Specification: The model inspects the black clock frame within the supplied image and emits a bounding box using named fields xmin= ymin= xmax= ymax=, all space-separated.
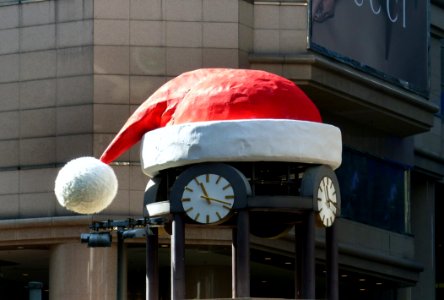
xmin=169 ymin=163 xmax=251 ymax=214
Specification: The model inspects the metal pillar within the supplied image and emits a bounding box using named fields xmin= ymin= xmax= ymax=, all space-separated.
xmin=232 ymin=209 xmax=250 ymax=298
xmin=171 ymin=214 xmax=186 ymax=300
xmin=117 ymin=231 xmax=126 ymax=300
xmin=146 ymin=226 xmax=159 ymax=300
xmin=295 ymin=212 xmax=316 ymax=299
xmin=326 ymin=223 xmax=338 ymax=300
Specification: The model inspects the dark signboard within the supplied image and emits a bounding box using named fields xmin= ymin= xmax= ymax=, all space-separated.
xmin=310 ymin=0 xmax=429 ymax=96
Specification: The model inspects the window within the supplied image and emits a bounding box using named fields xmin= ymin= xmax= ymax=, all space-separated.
xmin=0 ymin=0 xmax=44 ymax=6
xmin=336 ymin=148 xmax=410 ymax=234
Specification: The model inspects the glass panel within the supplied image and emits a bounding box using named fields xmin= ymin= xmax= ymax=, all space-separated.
xmin=336 ymin=148 xmax=410 ymax=233
xmin=0 ymin=0 xmax=18 ymax=5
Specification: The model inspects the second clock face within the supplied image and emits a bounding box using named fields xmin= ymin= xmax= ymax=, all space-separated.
xmin=317 ymin=176 xmax=338 ymax=227
xmin=181 ymin=173 xmax=235 ymax=224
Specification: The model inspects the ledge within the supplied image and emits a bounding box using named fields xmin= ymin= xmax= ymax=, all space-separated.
xmin=250 ymin=54 xmax=438 ymax=136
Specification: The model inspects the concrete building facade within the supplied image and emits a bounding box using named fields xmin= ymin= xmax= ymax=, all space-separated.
xmin=0 ymin=0 xmax=442 ymax=299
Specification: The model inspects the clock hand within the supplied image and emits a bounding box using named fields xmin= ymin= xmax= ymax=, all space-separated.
xmin=198 ymin=183 xmax=211 ymax=204
xmin=200 ymin=195 xmax=232 ymax=206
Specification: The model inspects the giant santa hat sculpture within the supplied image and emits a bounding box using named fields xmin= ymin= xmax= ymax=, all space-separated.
xmin=55 ymin=68 xmax=342 ymax=214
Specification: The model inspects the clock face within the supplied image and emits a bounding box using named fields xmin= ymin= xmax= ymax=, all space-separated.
xmin=317 ymin=176 xmax=338 ymax=227
xmin=181 ymin=173 xmax=235 ymax=224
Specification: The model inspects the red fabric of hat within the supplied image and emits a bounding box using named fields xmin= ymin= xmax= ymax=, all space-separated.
xmin=100 ymin=68 xmax=321 ymax=164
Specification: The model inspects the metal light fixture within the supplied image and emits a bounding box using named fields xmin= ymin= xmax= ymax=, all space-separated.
xmin=80 ymin=232 xmax=112 ymax=247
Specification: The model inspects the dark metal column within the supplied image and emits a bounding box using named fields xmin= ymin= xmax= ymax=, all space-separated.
xmin=326 ymin=223 xmax=339 ymax=300
xmin=146 ymin=226 xmax=159 ymax=300
xmin=294 ymin=221 xmax=303 ymax=299
xmin=304 ymin=211 xmax=316 ymax=298
xmin=295 ymin=212 xmax=316 ymax=299
xmin=171 ymin=214 xmax=185 ymax=300
xmin=232 ymin=209 xmax=250 ymax=298
xmin=117 ymin=230 xmax=126 ymax=300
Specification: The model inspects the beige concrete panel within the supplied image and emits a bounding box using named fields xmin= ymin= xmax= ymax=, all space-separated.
xmin=279 ymin=30 xmax=307 ymax=53
xmin=19 ymin=192 xmax=56 ymax=218
xmin=15 ymin=221 xmax=55 ymax=240
xmin=203 ymin=22 xmax=238 ymax=48
xmin=20 ymin=79 xmax=56 ymax=109
xmin=21 ymin=0 xmax=55 ymax=26
xmin=93 ymin=104 xmax=130 ymax=133
xmin=238 ymin=49 xmax=250 ymax=68
xmin=130 ymin=165 xmax=147 ymax=190
xmin=0 ymin=194 xmax=19 ymax=219
xmin=239 ymin=23 xmax=253 ymax=52
xmin=130 ymin=20 xmax=165 ymax=46
xmin=0 ymin=170 xmax=19 ymax=195
xmin=56 ymin=105 xmax=93 ymax=135
xmin=21 ymin=24 xmax=56 ymax=52
xmin=130 ymin=46 xmax=166 ymax=75
xmin=279 ymin=5 xmax=307 ymax=30
xmin=19 ymin=137 xmax=56 ymax=166
xmin=94 ymin=46 xmax=129 ymax=75
xmin=103 ymin=189 xmax=130 ymax=215
xmin=239 ymin=0 xmax=253 ymax=27
xmin=56 ymin=0 xmax=89 ymax=22
xmin=20 ymin=108 xmax=56 ymax=138
xmin=94 ymin=19 xmax=129 ymax=45
xmin=129 ymin=190 xmax=144 ymax=216
xmin=166 ymin=47 xmax=202 ymax=76
xmin=56 ymin=134 xmax=93 ymax=163
xmin=130 ymin=0 xmax=162 ymax=20
xmin=54 ymin=195 xmax=77 ymax=216
xmin=0 ymin=111 xmax=19 ymax=140
xmin=0 ymin=53 xmax=19 ymax=83
xmin=202 ymin=48 xmax=239 ymax=68
xmin=203 ymin=0 xmax=238 ymax=22
xmin=254 ymin=4 xmax=279 ymax=29
xmin=57 ymin=75 xmax=93 ymax=106
xmin=0 ymin=140 xmax=19 ymax=167
xmin=129 ymin=75 xmax=166 ymax=105
xmin=50 ymin=243 xmax=117 ymax=300
xmin=0 ymin=82 xmax=19 ymax=111
xmin=166 ymin=21 xmax=202 ymax=47
xmin=93 ymin=133 xmax=129 ymax=161
xmin=19 ymin=168 xmax=57 ymax=194
xmin=250 ymin=62 xmax=283 ymax=75
xmin=113 ymin=165 xmax=130 ymax=190
xmin=0 ymin=5 xmax=18 ymax=29
xmin=254 ymin=29 xmax=279 ymax=52
xmin=20 ymin=50 xmax=56 ymax=81
xmin=57 ymin=47 xmax=93 ymax=77
xmin=57 ymin=20 xmax=93 ymax=48
xmin=94 ymin=75 xmax=130 ymax=103
xmin=94 ymin=0 xmax=129 ymax=19
xmin=0 ymin=28 xmax=19 ymax=54
xmin=128 ymin=133 xmax=141 ymax=162
xmin=164 ymin=0 xmax=202 ymax=21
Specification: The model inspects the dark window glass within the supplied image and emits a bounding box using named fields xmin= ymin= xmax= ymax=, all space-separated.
xmin=336 ymin=148 xmax=409 ymax=233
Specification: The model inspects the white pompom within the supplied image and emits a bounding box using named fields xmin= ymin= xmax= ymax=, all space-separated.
xmin=54 ymin=157 xmax=118 ymax=214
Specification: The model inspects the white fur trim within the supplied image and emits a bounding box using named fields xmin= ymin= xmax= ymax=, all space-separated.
xmin=54 ymin=157 xmax=118 ymax=214
xmin=141 ymin=119 xmax=342 ymax=177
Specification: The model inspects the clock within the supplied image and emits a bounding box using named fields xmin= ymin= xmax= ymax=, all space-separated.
xmin=170 ymin=163 xmax=250 ymax=224
xmin=300 ymin=165 xmax=341 ymax=227
xmin=316 ymin=175 xmax=338 ymax=227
